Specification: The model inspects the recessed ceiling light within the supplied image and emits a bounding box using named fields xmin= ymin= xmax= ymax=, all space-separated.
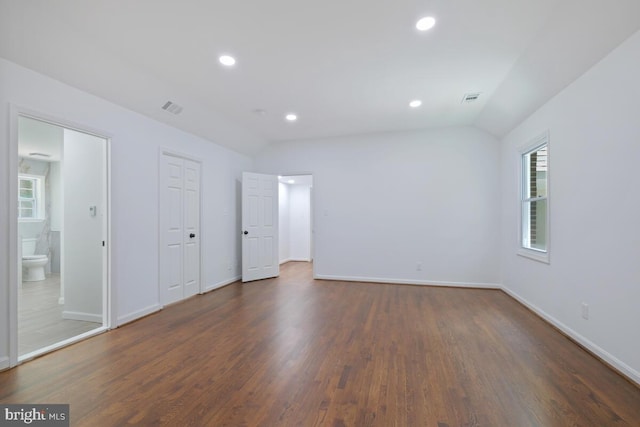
xmin=285 ymin=113 xmax=298 ymax=121
xmin=416 ymin=16 xmax=436 ymax=31
xmin=219 ymin=55 xmax=236 ymax=66
xmin=288 ymin=180 xmax=295 ymax=184
xmin=409 ymin=100 xmax=422 ymax=108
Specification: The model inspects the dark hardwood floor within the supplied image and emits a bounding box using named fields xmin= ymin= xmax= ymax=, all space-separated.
xmin=1 ymin=262 xmax=639 ymax=426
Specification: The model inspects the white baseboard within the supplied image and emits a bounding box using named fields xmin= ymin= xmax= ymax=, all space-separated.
xmin=0 ymin=356 xmax=9 ymax=371
xmin=116 ymin=304 xmax=162 ymax=326
xmin=280 ymin=258 xmax=312 ymax=265
xmin=204 ymin=275 xmax=241 ymax=293
xmin=314 ymin=274 xmax=501 ymax=289
xmin=62 ymin=310 xmax=102 ymax=323
xmin=502 ymin=286 xmax=640 ymax=387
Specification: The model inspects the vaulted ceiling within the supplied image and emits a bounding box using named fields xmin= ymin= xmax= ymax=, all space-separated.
xmin=1 ymin=0 xmax=639 ymax=155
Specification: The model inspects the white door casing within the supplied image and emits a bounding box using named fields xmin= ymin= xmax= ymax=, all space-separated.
xmin=242 ymin=172 xmax=279 ymax=282
xmin=160 ymin=153 xmax=201 ymax=304
xmin=9 ymin=110 xmax=112 ymax=368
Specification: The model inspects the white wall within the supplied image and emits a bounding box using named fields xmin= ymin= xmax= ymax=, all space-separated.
xmin=289 ymin=184 xmax=311 ymax=261
xmin=50 ymin=161 xmax=62 ymax=232
xmin=0 ymin=58 xmax=252 ymax=368
xmin=279 ymin=182 xmax=312 ymax=263
xmin=278 ymin=183 xmax=291 ymax=263
xmin=255 ymin=127 xmax=502 ymax=286
xmin=500 ymin=30 xmax=640 ymax=383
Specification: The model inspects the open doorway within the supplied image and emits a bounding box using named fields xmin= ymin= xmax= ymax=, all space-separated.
xmin=277 ymin=175 xmax=313 ymax=265
xmin=14 ymin=115 xmax=109 ymax=362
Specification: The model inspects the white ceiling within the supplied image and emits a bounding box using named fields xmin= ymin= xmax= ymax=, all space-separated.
xmin=18 ymin=117 xmax=63 ymax=162
xmin=1 ymin=0 xmax=640 ymax=155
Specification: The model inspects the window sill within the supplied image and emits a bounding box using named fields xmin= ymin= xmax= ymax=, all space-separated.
xmin=18 ymin=218 xmax=45 ymax=223
xmin=517 ymin=248 xmax=550 ymax=264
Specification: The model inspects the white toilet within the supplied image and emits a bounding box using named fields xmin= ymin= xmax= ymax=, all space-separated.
xmin=22 ymin=238 xmax=48 ymax=282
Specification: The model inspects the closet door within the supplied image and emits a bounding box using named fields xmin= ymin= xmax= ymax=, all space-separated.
xmin=160 ymin=154 xmax=200 ymax=305
xmin=182 ymin=159 xmax=200 ymax=299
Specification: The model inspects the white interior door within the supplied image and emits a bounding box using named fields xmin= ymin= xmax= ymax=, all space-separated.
xmin=183 ymin=160 xmax=200 ymax=298
xmin=62 ymin=129 xmax=105 ymax=322
xmin=242 ymin=172 xmax=279 ymax=282
xmin=160 ymin=153 xmax=200 ymax=304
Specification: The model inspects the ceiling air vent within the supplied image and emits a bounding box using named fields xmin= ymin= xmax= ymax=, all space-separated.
xmin=461 ymin=92 xmax=481 ymax=103
xmin=161 ymin=101 xmax=183 ymax=115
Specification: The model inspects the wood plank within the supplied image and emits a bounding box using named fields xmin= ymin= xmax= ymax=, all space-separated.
xmin=1 ymin=262 xmax=639 ymax=426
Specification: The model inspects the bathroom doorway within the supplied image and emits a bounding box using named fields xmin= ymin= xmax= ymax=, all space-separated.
xmin=13 ymin=114 xmax=109 ymax=362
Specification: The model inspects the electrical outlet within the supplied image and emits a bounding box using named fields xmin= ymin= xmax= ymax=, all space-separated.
xmin=581 ymin=303 xmax=589 ymax=320
xmin=416 ymin=262 xmax=422 ymax=271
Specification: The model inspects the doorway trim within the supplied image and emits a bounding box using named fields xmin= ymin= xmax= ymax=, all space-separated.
xmin=158 ymin=148 xmax=204 ymax=306
xmin=277 ymin=172 xmax=315 ymax=278
xmin=8 ymin=105 xmax=113 ymax=367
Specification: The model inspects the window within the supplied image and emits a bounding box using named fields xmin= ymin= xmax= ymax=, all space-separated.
xmin=18 ymin=174 xmax=45 ymax=220
xmin=519 ymin=133 xmax=549 ymax=262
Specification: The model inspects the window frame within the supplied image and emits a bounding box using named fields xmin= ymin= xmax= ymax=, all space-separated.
xmin=517 ymin=132 xmax=550 ymax=264
xmin=18 ymin=173 xmax=45 ymax=221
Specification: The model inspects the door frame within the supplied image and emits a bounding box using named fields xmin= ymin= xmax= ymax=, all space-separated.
xmin=158 ymin=148 xmax=203 ymax=306
xmin=8 ymin=105 xmax=113 ymax=367
xmin=277 ymin=173 xmax=315 ymax=275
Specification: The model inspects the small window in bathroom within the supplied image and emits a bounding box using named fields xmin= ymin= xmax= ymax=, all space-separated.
xmin=18 ymin=174 xmax=45 ymax=220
